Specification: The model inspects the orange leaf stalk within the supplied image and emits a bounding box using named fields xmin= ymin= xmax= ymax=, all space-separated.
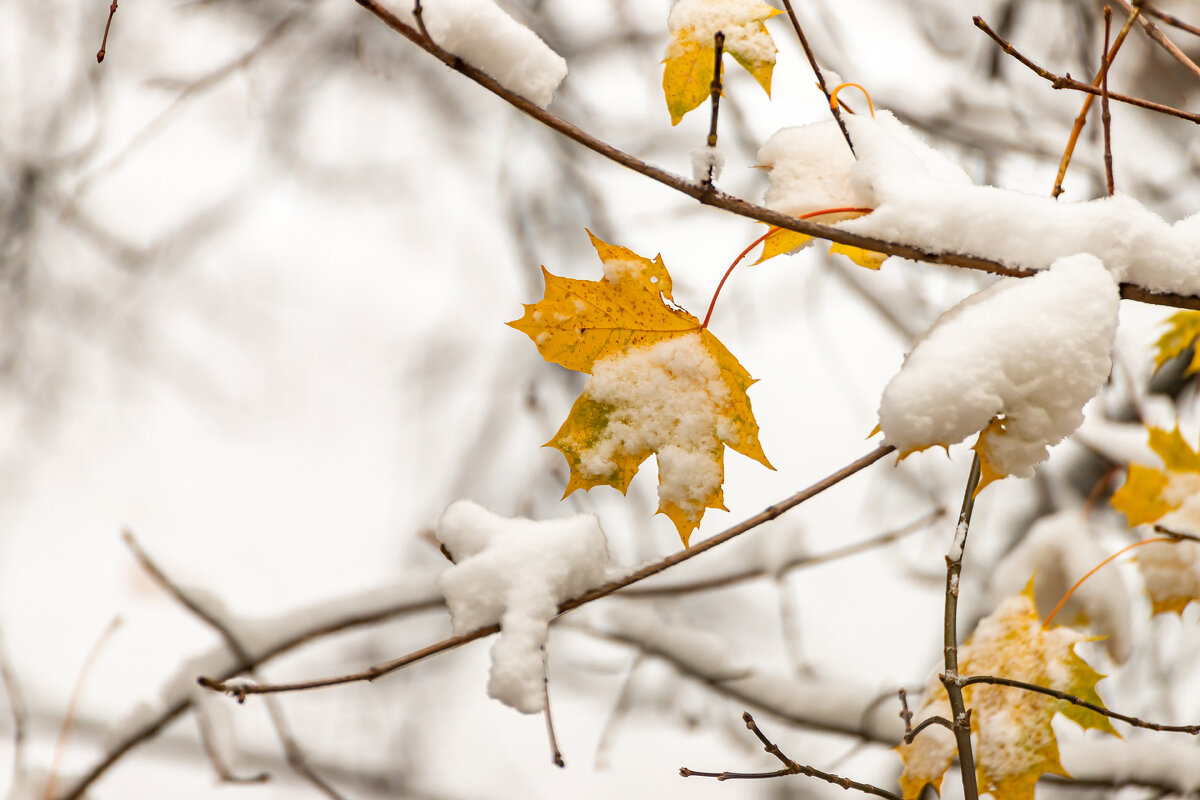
xmin=829 ymin=82 xmax=875 ymax=117
xmin=1042 ymin=537 xmax=1175 ymax=627
xmin=700 ymin=206 xmax=875 ymax=329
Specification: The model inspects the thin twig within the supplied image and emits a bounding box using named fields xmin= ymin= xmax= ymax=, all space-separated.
xmin=622 ymin=507 xmax=944 ymax=597
xmin=42 ymin=618 xmax=123 ymax=800
xmin=1138 ymin=0 xmax=1200 ymax=39
xmin=942 ymin=452 xmax=983 ymax=800
xmin=593 ymin=655 xmax=644 ymax=770
xmin=348 ymin=0 xmax=1200 ymax=312
xmin=958 ymin=675 xmax=1200 ymax=734
xmin=1152 ymin=524 xmax=1200 ymax=543
xmin=680 ymin=712 xmax=903 ymax=800
xmin=96 ymin=1 xmax=118 ymax=62
xmin=1117 ymin=0 xmax=1200 ymax=80
xmin=779 ymin=0 xmax=854 ymax=154
xmin=541 ymin=649 xmax=564 ymax=768
xmin=0 ymin=630 xmax=28 ymax=791
xmin=122 ymin=532 xmax=349 ymax=800
xmin=199 ymin=445 xmax=896 ymax=698
xmin=974 ymin=16 xmax=1200 ymax=125
xmin=897 ymin=688 xmax=914 ymax=734
xmin=1051 ymin=6 xmax=1139 ymax=198
xmin=904 ymin=715 xmax=954 ymax=745
xmin=1102 ymin=8 xmax=1116 ymax=196
xmin=704 ymin=30 xmax=725 ymax=187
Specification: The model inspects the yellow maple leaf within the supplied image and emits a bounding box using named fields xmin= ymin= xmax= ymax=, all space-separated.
xmin=662 ymin=0 xmax=782 ymax=126
xmin=509 ymin=231 xmax=772 ymax=546
xmin=1153 ymin=310 xmax=1200 ymax=376
xmin=899 ymin=584 xmax=1117 ymax=800
xmin=1110 ymin=425 xmax=1200 ymax=527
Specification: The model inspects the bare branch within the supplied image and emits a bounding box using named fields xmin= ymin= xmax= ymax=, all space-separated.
xmin=974 ymin=16 xmax=1200 ymax=125
xmin=779 ymin=0 xmax=854 ymax=154
xmin=959 ymin=675 xmax=1200 ymax=734
xmin=680 ymin=712 xmax=904 ymax=800
xmin=1118 ymin=0 xmax=1200 ymax=81
xmin=197 ymin=445 xmax=894 ymax=698
xmin=122 ymin=532 xmax=349 ymax=800
xmin=96 ymin=1 xmax=118 ymax=62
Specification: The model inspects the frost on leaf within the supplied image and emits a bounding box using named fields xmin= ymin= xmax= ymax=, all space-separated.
xmin=899 ymin=586 xmax=1117 ymax=800
xmin=1153 ymin=311 xmax=1200 ymax=376
xmin=435 ymin=501 xmax=610 ymax=713
xmin=663 ymin=0 xmax=781 ymax=125
xmin=877 ymin=254 xmax=1119 ymax=491
xmin=755 ymin=121 xmax=885 ymax=268
xmin=508 ymin=232 xmax=772 ymax=546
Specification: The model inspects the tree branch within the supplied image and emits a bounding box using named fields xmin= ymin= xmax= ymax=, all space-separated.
xmin=351 ymin=0 xmax=1200 ymax=312
xmin=958 ymin=675 xmax=1200 ymax=734
xmin=198 ymin=445 xmax=894 ymax=698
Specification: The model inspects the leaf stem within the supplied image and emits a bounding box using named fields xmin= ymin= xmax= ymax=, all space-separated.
xmin=1042 ymin=536 xmax=1175 ymax=627
xmin=701 ymin=207 xmax=874 ymax=329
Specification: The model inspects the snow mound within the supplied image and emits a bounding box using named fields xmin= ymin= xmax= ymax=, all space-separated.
xmin=382 ymin=0 xmax=567 ymax=108
xmin=878 ymin=254 xmax=1119 ymax=480
xmin=436 ymin=500 xmax=610 ymax=713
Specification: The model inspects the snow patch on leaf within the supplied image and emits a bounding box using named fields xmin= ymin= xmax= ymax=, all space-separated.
xmin=435 ymin=501 xmax=611 ymax=713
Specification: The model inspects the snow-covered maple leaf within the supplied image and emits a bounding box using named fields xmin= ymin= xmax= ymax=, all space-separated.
xmin=662 ymin=0 xmax=781 ymax=125
xmin=509 ymin=232 xmax=772 ymax=545
xmin=899 ymin=585 xmax=1117 ymax=800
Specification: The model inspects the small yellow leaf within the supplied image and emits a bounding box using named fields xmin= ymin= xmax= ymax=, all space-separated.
xmin=754 ymin=227 xmax=814 ymax=264
xmin=1153 ymin=310 xmax=1200 ymax=376
xmin=662 ymin=0 xmax=781 ymax=125
xmin=1110 ymin=425 xmax=1200 ymax=528
xmin=511 ymin=233 xmax=772 ymax=546
xmin=828 ymin=242 xmax=887 ymax=270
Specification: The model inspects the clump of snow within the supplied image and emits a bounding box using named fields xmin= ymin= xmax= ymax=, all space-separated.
xmin=436 ymin=500 xmax=611 ymax=713
xmin=992 ymin=511 xmax=1132 ymax=662
xmin=579 ymin=332 xmax=732 ymax=521
xmin=668 ymin=0 xmax=775 ymax=63
xmin=380 ymin=0 xmax=567 ymax=108
xmin=690 ymin=144 xmax=725 ymax=184
xmin=757 ymin=120 xmax=870 ymax=218
xmin=878 ymin=254 xmax=1119 ymax=480
xmin=829 ymin=110 xmax=1200 ymax=294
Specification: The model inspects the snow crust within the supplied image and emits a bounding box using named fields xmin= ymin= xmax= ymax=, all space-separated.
xmin=582 ymin=333 xmax=733 ymax=521
xmin=668 ymin=0 xmax=775 ymax=63
xmin=993 ymin=511 xmax=1132 ymax=663
xmin=436 ymin=500 xmax=611 ymax=713
xmin=758 ymin=110 xmax=1200 ymax=295
xmin=878 ymin=254 xmax=1119 ymax=479
xmin=380 ymin=0 xmax=567 ymax=108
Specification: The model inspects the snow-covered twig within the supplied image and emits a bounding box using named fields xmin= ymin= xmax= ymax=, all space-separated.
xmin=680 ymin=711 xmax=903 ymax=800
xmin=122 ymin=532 xmax=348 ymax=800
xmin=958 ymin=675 xmax=1200 ymax=735
xmin=351 ymin=0 xmax=1200 ymax=312
xmin=198 ymin=445 xmax=895 ymax=699
xmin=942 ymin=452 xmax=983 ymax=800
